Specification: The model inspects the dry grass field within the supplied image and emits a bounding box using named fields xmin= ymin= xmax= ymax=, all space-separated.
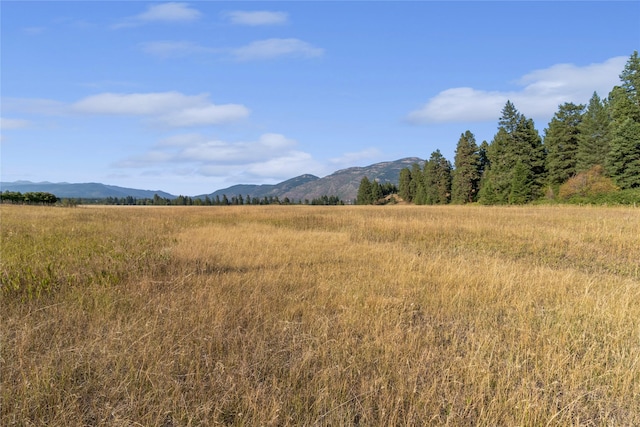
xmin=2 ymin=204 xmax=640 ymax=426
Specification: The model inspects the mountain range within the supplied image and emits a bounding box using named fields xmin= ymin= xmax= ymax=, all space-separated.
xmin=1 ymin=157 xmax=424 ymax=202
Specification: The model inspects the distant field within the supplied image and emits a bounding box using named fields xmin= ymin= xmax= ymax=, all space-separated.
xmin=2 ymin=204 xmax=640 ymax=425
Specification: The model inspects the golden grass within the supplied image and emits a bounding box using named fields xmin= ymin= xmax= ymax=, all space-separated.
xmin=2 ymin=204 xmax=640 ymax=425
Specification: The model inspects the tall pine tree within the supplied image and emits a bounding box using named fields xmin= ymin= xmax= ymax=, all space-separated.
xmin=451 ymin=131 xmax=480 ymax=203
xmin=576 ymin=92 xmax=611 ymax=172
xmin=423 ymin=150 xmax=452 ymax=204
xmin=398 ymin=167 xmax=413 ymax=202
xmin=480 ymin=101 xmax=545 ymax=204
xmin=545 ymin=102 xmax=584 ymax=188
xmin=606 ymin=51 xmax=640 ymax=188
xmin=356 ymin=176 xmax=373 ymax=204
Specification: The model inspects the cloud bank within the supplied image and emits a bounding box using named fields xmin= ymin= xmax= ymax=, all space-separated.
xmin=407 ymin=56 xmax=627 ymax=124
xmin=116 ymin=133 xmax=324 ymax=183
xmin=72 ymin=92 xmax=249 ymax=127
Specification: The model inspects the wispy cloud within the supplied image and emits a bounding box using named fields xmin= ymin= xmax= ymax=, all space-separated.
xmin=72 ymin=92 xmax=249 ymax=127
xmin=5 ymin=92 xmax=249 ymax=128
xmin=113 ymin=2 xmax=202 ymax=29
xmin=224 ymin=10 xmax=289 ymax=26
xmin=115 ymin=132 xmax=323 ymax=182
xmin=1 ymin=117 xmax=30 ymax=130
xmin=407 ymin=56 xmax=627 ymax=124
xmin=232 ymin=38 xmax=324 ymax=61
xmin=22 ymin=26 xmax=45 ymax=35
xmin=2 ymin=98 xmax=67 ymax=116
xmin=139 ymin=41 xmax=219 ymax=58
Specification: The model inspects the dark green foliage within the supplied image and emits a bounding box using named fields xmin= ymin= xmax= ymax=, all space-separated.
xmin=479 ymin=102 xmax=546 ymax=204
xmin=356 ymin=176 xmax=396 ymax=204
xmin=509 ymin=161 xmax=532 ymax=204
xmin=423 ymin=150 xmax=452 ymax=205
xmin=607 ymin=117 xmax=640 ymax=188
xmin=409 ymin=163 xmax=423 ymax=203
xmin=310 ymin=195 xmax=343 ymax=205
xmin=451 ymin=131 xmax=481 ymax=204
xmin=356 ymin=177 xmax=373 ymax=205
xmin=545 ymin=103 xmax=585 ymax=187
xmin=398 ymin=168 xmax=412 ymax=202
xmin=478 ymin=140 xmax=490 ymax=177
xmin=498 ymin=100 xmax=521 ymax=134
xmin=1 ymin=191 xmax=58 ymax=205
xmin=480 ymin=128 xmax=512 ymax=204
xmin=606 ymin=52 xmax=640 ymax=189
xmin=619 ymin=50 xmax=640 ymax=120
xmin=576 ymin=92 xmax=611 ymax=172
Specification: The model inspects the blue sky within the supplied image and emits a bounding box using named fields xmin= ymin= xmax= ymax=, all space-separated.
xmin=2 ymin=1 xmax=639 ymax=195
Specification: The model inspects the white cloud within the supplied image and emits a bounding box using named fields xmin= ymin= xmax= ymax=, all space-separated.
xmin=113 ymin=2 xmax=202 ymax=29
xmin=0 ymin=117 xmax=30 ymax=130
xmin=115 ymin=132 xmax=323 ymax=182
xmin=244 ymin=151 xmax=317 ymax=178
xmin=407 ymin=56 xmax=627 ymax=124
xmin=139 ymin=41 xmax=218 ymax=58
xmin=160 ymin=104 xmax=250 ymax=127
xmin=2 ymin=98 xmax=67 ymax=116
xmin=232 ymin=38 xmax=324 ymax=61
xmin=72 ymin=92 xmax=205 ymax=115
xmin=71 ymin=92 xmax=249 ymax=126
xmin=224 ymin=10 xmax=288 ymax=26
xmin=177 ymin=133 xmax=297 ymax=163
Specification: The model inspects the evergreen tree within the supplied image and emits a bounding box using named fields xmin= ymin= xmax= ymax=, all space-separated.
xmin=509 ymin=161 xmax=532 ymax=204
xmin=619 ymin=50 xmax=640 ymax=119
xmin=576 ymin=92 xmax=611 ymax=172
xmin=477 ymin=169 xmax=498 ymax=205
xmin=498 ymin=100 xmax=522 ymax=134
xmin=451 ymin=130 xmax=480 ymax=203
xmin=607 ymin=117 xmax=640 ymax=188
xmin=516 ymin=116 xmax=546 ymax=197
xmin=423 ymin=150 xmax=452 ymax=204
xmin=544 ymin=102 xmax=584 ymax=188
xmin=371 ymin=180 xmax=383 ymax=203
xmin=481 ymin=128 xmax=512 ymax=204
xmin=478 ymin=140 xmax=490 ymax=178
xmin=480 ymin=102 xmax=545 ymax=204
xmin=398 ymin=168 xmax=413 ymax=202
xmin=410 ymin=163 xmax=426 ymax=204
xmin=357 ymin=176 xmax=373 ymax=204
xmin=606 ymin=52 xmax=640 ymax=188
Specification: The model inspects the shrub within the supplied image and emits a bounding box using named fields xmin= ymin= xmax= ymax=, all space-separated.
xmin=558 ymin=165 xmax=619 ymax=200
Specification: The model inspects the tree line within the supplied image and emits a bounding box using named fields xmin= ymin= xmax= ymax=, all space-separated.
xmin=392 ymin=51 xmax=640 ymax=205
xmin=0 ymin=191 xmax=59 ymax=205
xmin=59 ymin=193 xmax=345 ymax=206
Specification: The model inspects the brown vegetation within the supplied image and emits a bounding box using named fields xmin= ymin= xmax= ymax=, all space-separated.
xmin=2 ymin=204 xmax=640 ymax=425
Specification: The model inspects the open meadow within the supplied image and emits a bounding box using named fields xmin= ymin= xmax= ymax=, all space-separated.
xmin=2 ymin=204 xmax=640 ymax=426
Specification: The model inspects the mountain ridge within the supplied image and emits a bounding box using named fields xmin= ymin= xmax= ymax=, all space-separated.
xmin=1 ymin=157 xmax=424 ymax=202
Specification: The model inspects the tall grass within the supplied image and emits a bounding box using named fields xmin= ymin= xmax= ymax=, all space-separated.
xmin=2 ymin=204 xmax=639 ymax=425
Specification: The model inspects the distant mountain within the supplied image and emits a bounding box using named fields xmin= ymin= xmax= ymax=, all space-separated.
xmin=196 ymin=174 xmax=319 ymax=201
xmin=283 ymin=157 xmax=424 ymax=202
xmin=202 ymin=158 xmax=424 ymax=203
xmin=0 ymin=181 xmax=176 ymax=200
xmin=1 ymin=158 xmax=425 ymax=202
